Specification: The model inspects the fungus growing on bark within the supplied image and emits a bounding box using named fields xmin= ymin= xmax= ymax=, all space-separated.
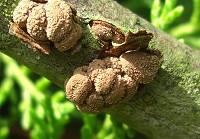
xmin=13 ymin=0 xmax=38 ymax=29
xmin=65 ymin=51 xmax=160 ymax=114
xmin=45 ymin=0 xmax=73 ymax=42
xmin=11 ymin=0 xmax=82 ymax=54
xmin=27 ymin=4 xmax=48 ymax=41
xmin=45 ymin=0 xmax=82 ymax=51
xmin=120 ymin=51 xmax=160 ymax=84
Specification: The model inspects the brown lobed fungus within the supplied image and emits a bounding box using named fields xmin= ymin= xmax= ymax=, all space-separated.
xmin=13 ymin=0 xmax=39 ymax=29
xmin=27 ymin=4 xmax=48 ymax=41
xmin=65 ymin=51 xmax=160 ymax=114
xmin=11 ymin=0 xmax=82 ymax=54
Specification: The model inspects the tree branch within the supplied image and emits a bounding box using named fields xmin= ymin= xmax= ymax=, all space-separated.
xmin=1 ymin=0 xmax=200 ymax=138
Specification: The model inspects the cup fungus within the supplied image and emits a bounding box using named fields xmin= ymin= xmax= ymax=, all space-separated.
xmin=11 ymin=0 xmax=82 ymax=54
xmin=65 ymin=51 xmax=160 ymax=114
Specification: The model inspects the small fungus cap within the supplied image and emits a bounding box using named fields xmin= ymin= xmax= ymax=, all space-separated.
xmin=120 ymin=51 xmax=160 ymax=84
xmin=26 ymin=4 xmax=48 ymax=41
xmin=54 ymin=23 xmax=82 ymax=52
xmin=65 ymin=67 xmax=92 ymax=105
xmin=45 ymin=0 xmax=73 ymax=42
xmin=13 ymin=0 xmax=38 ymax=29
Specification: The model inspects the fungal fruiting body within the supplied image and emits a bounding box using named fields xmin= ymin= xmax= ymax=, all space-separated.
xmin=11 ymin=0 xmax=82 ymax=54
xmin=65 ymin=51 xmax=160 ymax=114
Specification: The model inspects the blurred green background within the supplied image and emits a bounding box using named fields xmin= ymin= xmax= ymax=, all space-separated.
xmin=0 ymin=0 xmax=199 ymax=139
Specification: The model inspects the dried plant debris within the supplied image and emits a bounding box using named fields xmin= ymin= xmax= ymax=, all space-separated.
xmin=10 ymin=0 xmax=82 ymax=54
xmin=9 ymin=22 xmax=51 ymax=54
xmin=89 ymin=20 xmax=125 ymax=44
xmin=65 ymin=51 xmax=161 ymax=114
xmin=89 ymin=20 xmax=153 ymax=58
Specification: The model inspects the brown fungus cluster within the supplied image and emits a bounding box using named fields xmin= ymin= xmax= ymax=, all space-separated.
xmin=12 ymin=0 xmax=82 ymax=53
xmin=65 ymin=51 xmax=160 ymax=113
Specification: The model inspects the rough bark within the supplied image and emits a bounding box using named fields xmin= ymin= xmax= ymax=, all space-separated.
xmin=0 ymin=0 xmax=200 ymax=139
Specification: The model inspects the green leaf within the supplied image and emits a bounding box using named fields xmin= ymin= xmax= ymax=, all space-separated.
xmin=151 ymin=0 xmax=183 ymax=30
xmin=81 ymin=125 xmax=93 ymax=139
xmin=164 ymin=6 xmax=184 ymax=25
xmin=21 ymin=109 xmax=32 ymax=130
xmin=0 ymin=78 xmax=13 ymax=107
xmin=0 ymin=126 xmax=9 ymax=139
